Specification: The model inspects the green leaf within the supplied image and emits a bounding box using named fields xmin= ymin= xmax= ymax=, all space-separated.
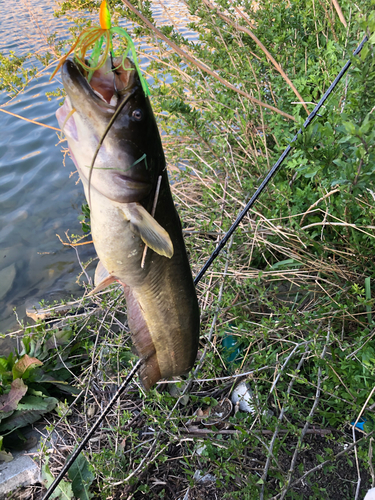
xmin=45 ymin=329 xmax=72 ymax=351
xmin=343 ymin=121 xmax=357 ymax=135
xmin=0 ymin=397 xmax=58 ymax=433
xmin=32 ymin=372 xmax=79 ymax=394
xmin=270 ymin=259 xmax=302 ymax=269
xmin=0 ymin=353 xmax=14 ymax=375
xmin=0 ymin=449 xmax=13 ymax=463
xmin=0 ymin=410 xmax=45 ymax=433
xmin=0 ymin=411 xmax=14 ymax=423
xmin=0 ymin=358 xmax=8 ymax=374
xmin=68 ymin=453 xmax=95 ymax=500
xmin=52 ymin=384 xmax=81 ymax=396
xmin=42 ymin=457 xmax=74 ymax=499
xmin=27 ymin=388 xmax=48 ymax=398
xmin=365 ymin=277 xmax=372 ymax=325
xmin=16 ymin=395 xmax=58 ymax=411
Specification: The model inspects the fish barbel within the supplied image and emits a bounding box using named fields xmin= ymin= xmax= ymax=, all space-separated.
xmin=56 ymin=57 xmax=200 ymax=390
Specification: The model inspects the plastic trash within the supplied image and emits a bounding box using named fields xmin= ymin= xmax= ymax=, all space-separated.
xmin=193 ymin=470 xmax=216 ymax=484
xmin=364 ymin=488 xmax=375 ymax=500
xmin=231 ymin=381 xmax=256 ymax=413
xmin=222 ymin=334 xmax=242 ymax=364
xmin=351 ymin=417 xmax=366 ymax=431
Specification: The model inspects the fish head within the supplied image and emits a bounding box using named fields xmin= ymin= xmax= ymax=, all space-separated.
xmin=56 ymin=57 xmax=164 ymax=203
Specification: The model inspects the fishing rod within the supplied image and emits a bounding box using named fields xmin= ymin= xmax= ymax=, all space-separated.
xmin=43 ymin=34 xmax=368 ymax=500
xmin=194 ymin=34 xmax=368 ymax=286
xmin=42 ymin=358 xmax=143 ymax=500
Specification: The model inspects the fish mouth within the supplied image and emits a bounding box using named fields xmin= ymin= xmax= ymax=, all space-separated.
xmin=61 ymin=57 xmax=138 ymax=115
xmin=57 ymin=57 xmax=155 ymax=202
xmin=112 ymin=172 xmax=151 ymax=191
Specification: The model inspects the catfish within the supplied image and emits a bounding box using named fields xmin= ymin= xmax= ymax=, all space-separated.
xmin=56 ymin=57 xmax=199 ymax=390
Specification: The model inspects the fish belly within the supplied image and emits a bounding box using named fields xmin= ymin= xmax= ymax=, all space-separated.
xmin=85 ymin=181 xmax=200 ymax=390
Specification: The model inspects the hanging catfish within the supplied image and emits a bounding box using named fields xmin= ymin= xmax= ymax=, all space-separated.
xmin=54 ymin=1 xmax=200 ymax=389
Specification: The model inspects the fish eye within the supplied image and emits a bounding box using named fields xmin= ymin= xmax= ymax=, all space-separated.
xmin=132 ymin=109 xmax=143 ymax=121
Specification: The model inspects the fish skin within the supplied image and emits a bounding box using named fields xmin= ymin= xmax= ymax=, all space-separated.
xmin=56 ymin=57 xmax=200 ymax=389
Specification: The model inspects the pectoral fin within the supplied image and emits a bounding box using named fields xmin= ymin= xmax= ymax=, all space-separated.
xmin=88 ymin=260 xmax=117 ymax=295
xmin=122 ymin=203 xmax=174 ymax=259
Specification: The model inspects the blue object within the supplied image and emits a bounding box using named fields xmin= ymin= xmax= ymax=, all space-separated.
xmin=351 ymin=417 xmax=366 ymax=431
xmin=222 ymin=335 xmax=241 ymax=364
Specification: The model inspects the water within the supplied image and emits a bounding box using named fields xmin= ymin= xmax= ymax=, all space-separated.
xmin=0 ymin=0 xmax=197 ymax=334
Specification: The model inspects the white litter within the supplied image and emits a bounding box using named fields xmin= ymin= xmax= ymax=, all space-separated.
xmin=231 ymin=381 xmax=256 ymax=413
xmin=196 ymin=444 xmax=206 ymax=456
xmin=193 ymin=470 xmax=216 ymax=484
xmin=364 ymin=488 xmax=375 ymax=500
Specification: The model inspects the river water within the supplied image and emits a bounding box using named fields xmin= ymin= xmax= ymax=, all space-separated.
xmin=0 ymin=0 xmax=195 ymax=334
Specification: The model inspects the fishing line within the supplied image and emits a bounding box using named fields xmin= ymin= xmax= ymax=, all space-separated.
xmin=110 ymin=52 xmax=120 ymax=95
xmin=141 ymin=174 xmax=163 ymax=268
xmin=42 ymin=357 xmax=144 ymax=500
xmin=194 ymin=34 xmax=368 ymax=286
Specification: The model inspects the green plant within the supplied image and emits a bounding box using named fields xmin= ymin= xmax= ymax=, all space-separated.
xmin=0 ymin=51 xmax=37 ymax=95
xmin=78 ymin=204 xmax=91 ymax=233
xmin=0 ymin=326 xmax=85 ymax=455
xmin=42 ymin=453 xmax=95 ymax=500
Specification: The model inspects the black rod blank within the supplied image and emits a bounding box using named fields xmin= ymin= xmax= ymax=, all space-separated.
xmin=42 ymin=358 xmax=143 ymax=500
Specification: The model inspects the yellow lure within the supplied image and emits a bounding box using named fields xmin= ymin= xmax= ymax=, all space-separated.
xmin=51 ymin=0 xmax=150 ymax=95
xmin=99 ymin=1 xmax=111 ymax=30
